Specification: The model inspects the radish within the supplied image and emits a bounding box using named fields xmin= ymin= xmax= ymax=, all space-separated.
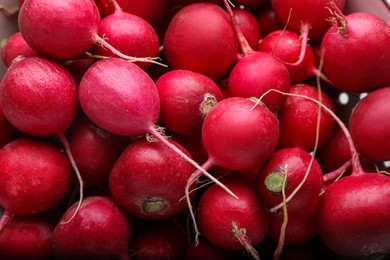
xmin=109 ymin=137 xmax=197 ymax=219
xmin=321 ymin=9 xmax=390 ymax=93
xmin=223 ymin=0 xmax=291 ymax=113
xmin=18 ymin=0 xmax=158 ymax=64
xmin=90 ymin=0 xmax=160 ymax=70
xmin=0 ymin=107 xmax=19 ymax=148
xmin=52 ymin=196 xmax=131 ymax=260
xmin=232 ymin=7 xmax=262 ymax=51
xmin=231 ymin=0 xmax=267 ymax=8
xmin=349 ymin=87 xmax=390 ymax=162
xmin=255 ymin=4 xmax=283 ymax=36
xmin=0 ymin=137 xmax=72 ymax=230
xmin=163 ymin=2 xmax=239 ymax=80
xmin=155 ymin=69 xmax=224 ymax=136
xmin=0 ymin=215 xmax=53 ymax=259
xmin=197 ymin=178 xmax=270 ymax=258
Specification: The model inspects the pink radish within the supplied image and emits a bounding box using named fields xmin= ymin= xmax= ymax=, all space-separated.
xmin=18 ymin=0 xmax=158 ymax=64
xmin=232 ymin=7 xmax=262 ymax=51
xmin=163 ymin=2 xmax=239 ymax=80
xmin=155 ymin=69 xmax=224 ymax=136
xmin=52 ymin=196 xmax=131 ymax=260
xmin=223 ymin=0 xmax=291 ymax=113
xmin=0 ymin=137 xmax=72 ymax=230
xmin=321 ymin=10 xmax=390 ymax=93
xmin=109 ymin=137 xmax=197 ymax=219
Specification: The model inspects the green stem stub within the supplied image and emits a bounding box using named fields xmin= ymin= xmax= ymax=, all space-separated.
xmin=143 ymin=199 xmax=167 ymax=214
xmin=264 ymin=170 xmax=287 ymax=195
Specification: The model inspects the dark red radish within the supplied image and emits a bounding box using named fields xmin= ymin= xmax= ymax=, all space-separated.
xmin=349 ymin=87 xmax=390 ymax=162
xmin=171 ymin=133 xmax=208 ymax=165
xmin=223 ymin=0 xmax=291 ymax=113
xmin=197 ymin=178 xmax=270 ymax=258
xmin=109 ymin=137 xmax=197 ymax=219
xmin=0 ymin=215 xmax=53 ymax=259
xmin=155 ymin=69 xmax=224 ymax=136
xmin=163 ymin=2 xmax=239 ymax=80
xmin=255 ymin=4 xmax=283 ymax=36
xmin=129 ymin=221 xmax=188 ymax=260
xmin=79 ymin=57 xmax=235 ymax=204
xmin=231 ymin=0 xmax=267 ymax=8
xmin=232 ymin=7 xmax=262 ymax=51
xmin=185 ymin=239 xmax=238 ymax=260
xmin=0 ymin=107 xmax=20 ymax=148
xmin=52 ymin=196 xmax=131 ymax=260
xmin=96 ymin=0 xmax=168 ymax=26
xmin=0 ymin=137 xmax=72 ymax=229
xmin=67 ymin=113 xmax=130 ymax=188
xmin=0 ymin=31 xmax=40 ymax=68
xmin=257 ymin=147 xmax=324 ymax=214
xmin=257 ymin=29 xmax=333 ymax=84
xmin=321 ymin=10 xmax=390 ymax=93
xmin=63 ymin=57 xmax=96 ymax=85
xmin=277 ymin=83 xmax=337 ymax=152
xmin=18 ymin=0 xmax=158 ymax=63
xmin=90 ymin=1 xmax=160 ymax=70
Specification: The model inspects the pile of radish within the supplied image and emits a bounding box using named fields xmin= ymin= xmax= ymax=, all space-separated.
xmin=0 ymin=0 xmax=389 ymax=259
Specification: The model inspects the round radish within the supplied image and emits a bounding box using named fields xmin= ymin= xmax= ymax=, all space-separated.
xmin=52 ymin=196 xmax=131 ymax=259
xmin=155 ymin=69 xmax=224 ymax=136
xmin=109 ymin=137 xmax=196 ymax=219
xmin=255 ymin=4 xmax=283 ymax=36
xmin=163 ymin=2 xmax=239 ymax=80
xmin=232 ymin=7 xmax=262 ymax=51
xmin=0 ymin=107 xmax=19 ymax=148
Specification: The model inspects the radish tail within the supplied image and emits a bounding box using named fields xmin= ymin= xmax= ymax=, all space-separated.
xmin=232 ymin=221 xmax=261 ymax=260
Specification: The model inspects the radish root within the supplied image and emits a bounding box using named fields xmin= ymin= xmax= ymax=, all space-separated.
xmin=231 ymin=221 xmax=261 ymax=260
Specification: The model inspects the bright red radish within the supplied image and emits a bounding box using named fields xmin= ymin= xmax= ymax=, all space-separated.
xmin=197 ymin=178 xmax=270 ymax=258
xmin=321 ymin=11 xmax=390 ymax=93
xmin=155 ymin=69 xmax=224 ymax=136
xmin=232 ymin=7 xmax=262 ymax=51
xmin=109 ymin=137 xmax=196 ymax=219
xmin=0 ymin=137 xmax=72 ymax=229
xmin=0 ymin=215 xmax=53 ymax=259
xmin=163 ymin=2 xmax=239 ymax=80
xmin=52 ymin=196 xmax=131 ymax=260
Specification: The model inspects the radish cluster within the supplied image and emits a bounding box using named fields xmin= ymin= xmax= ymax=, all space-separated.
xmin=0 ymin=0 xmax=389 ymax=259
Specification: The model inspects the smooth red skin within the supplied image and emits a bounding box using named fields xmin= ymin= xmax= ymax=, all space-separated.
xmin=277 ymin=83 xmax=337 ymax=152
xmin=0 ymin=137 xmax=72 ymax=215
xmin=163 ymin=2 xmax=239 ymax=81
xmin=96 ymin=0 xmax=168 ymax=26
xmin=67 ymin=114 xmax=129 ymax=188
xmin=349 ymin=87 xmax=390 ymax=162
xmin=258 ymin=29 xmax=317 ymax=83
xmin=0 ymin=216 xmax=53 ymax=259
xmin=185 ymin=239 xmax=237 ymax=260
xmin=79 ymin=57 xmax=160 ymax=137
xmin=255 ymin=5 xmax=283 ymax=36
xmin=109 ymin=138 xmax=196 ymax=219
xmin=321 ymin=13 xmax=390 ymax=93
xmin=233 ymin=8 xmax=262 ymax=51
xmin=1 ymin=32 xmax=40 ymax=68
xmin=0 ymin=107 xmax=20 ymax=148
xmin=129 ymin=222 xmax=188 ymax=260
xmin=52 ymin=196 xmax=131 ymax=259
xmin=197 ymin=178 xmax=270 ymax=250
xmin=0 ymin=57 xmax=78 ymax=137
xmin=271 ymin=0 xmax=346 ymax=41
xmin=267 ymin=199 xmax=319 ymax=246
xmin=156 ymin=69 xmax=224 ymax=136
xmin=202 ymin=97 xmax=280 ymax=171
xmin=257 ymin=147 xmax=324 ymax=213
xmin=316 ymin=173 xmax=390 ymax=258
xmin=18 ymin=0 xmax=100 ymax=60
xmin=91 ymin=10 xmax=160 ymax=70
xmin=227 ymin=51 xmax=290 ymax=113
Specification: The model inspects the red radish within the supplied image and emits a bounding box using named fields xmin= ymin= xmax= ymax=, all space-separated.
xmin=197 ymin=178 xmax=270 ymax=258
xmin=66 ymin=113 xmax=130 ymax=188
xmin=52 ymin=196 xmax=131 ymax=260
xmin=129 ymin=221 xmax=188 ymax=260
xmin=0 ymin=107 xmax=19 ymax=148
xmin=223 ymin=0 xmax=291 ymax=113
xmin=63 ymin=57 xmax=96 ymax=85
xmin=155 ymin=69 xmax=224 ymax=136
xmin=257 ymin=29 xmax=333 ymax=84
xmin=321 ymin=10 xmax=390 ymax=93
xmin=257 ymin=147 xmax=324 ymax=214
xmin=0 ymin=32 xmax=40 ymax=68
xmin=232 ymin=7 xmax=262 ymax=51
xmin=231 ymin=0 xmax=267 ymax=8
xmin=18 ymin=0 xmax=158 ymax=63
xmin=277 ymin=83 xmax=336 ymax=152
xmin=349 ymin=87 xmax=390 ymax=162
xmin=109 ymin=137 xmax=196 ymax=219
xmin=0 ymin=137 xmax=72 ymax=229
xmin=255 ymin=4 xmax=283 ymax=36
xmin=185 ymin=239 xmax=238 ymax=260
xmin=90 ymin=1 xmax=160 ymax=70
xmin=0 ymin=215 xmax=53 ymax=259
xmin=163 ymin=2 xmax=239 ymax=80
xmin=171 ymin=133 xmax=209 ymax=165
